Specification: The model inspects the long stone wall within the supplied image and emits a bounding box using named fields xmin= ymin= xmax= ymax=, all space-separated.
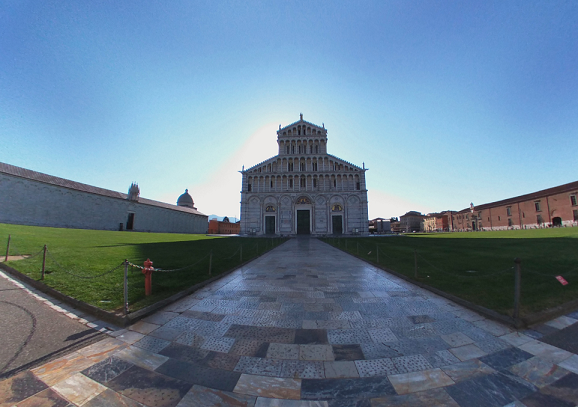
xmin=0 ymin=173 xmax=207 ymax=233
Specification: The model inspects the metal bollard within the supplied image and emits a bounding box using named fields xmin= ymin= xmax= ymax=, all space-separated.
xmin=142 ymin=258 xmax=154 ymax=296
xmin=513 ymin=258 xmax=522 ymax=320
xmin=4 ymin=234 xmax=10 ymax=262
xmin=124 ymin=260 xmax=129 ymax=315
xmin=41 ymin=245 xmax=47 ymax=280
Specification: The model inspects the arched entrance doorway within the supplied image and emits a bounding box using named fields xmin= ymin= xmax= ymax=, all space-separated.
xmin=552 ymin=217 xmax=562 ymax=227
xmin=295 ymin=196 xmax=312 ymax=235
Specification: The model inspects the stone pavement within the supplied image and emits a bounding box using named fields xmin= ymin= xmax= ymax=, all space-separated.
xmin=1 ymin=238 xmax=578 ymax=407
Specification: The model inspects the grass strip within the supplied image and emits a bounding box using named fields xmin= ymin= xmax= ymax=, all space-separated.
xmin=322 ymin=228 xmax=578 ymax=317
xmin=0 ymin=223 xmax=286 ymax=313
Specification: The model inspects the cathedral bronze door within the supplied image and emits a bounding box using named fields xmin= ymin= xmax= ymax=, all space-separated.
xmin=265 ymin=216 xmax=276 ymax=235
xmin=332 ymin=215 xmax=343 ymax=235
xmin=297 ymin=210 xmax=310 ymax=234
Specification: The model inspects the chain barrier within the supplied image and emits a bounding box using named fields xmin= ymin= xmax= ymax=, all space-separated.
xmin=415 ymin=251 xmax=514 ymax=278
xmin=5 ymin=243 xmax=44 ymax=260
xmin=46 ymin=250 xmax=124 ymax=279
xmin=6 ymin=245 xmax=44 ymax=261
xmin=128 ymin=251 xmax=211 ymax=273
xmin=222 ymin=245 xmax=242 ymax=260
xmin=522 ymin=266 xmax=578 ymax=278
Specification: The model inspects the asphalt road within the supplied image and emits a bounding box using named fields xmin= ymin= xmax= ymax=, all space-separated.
xmin=0 ymin=271 xmax=105 ymax=379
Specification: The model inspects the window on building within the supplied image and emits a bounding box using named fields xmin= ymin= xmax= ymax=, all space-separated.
xmin=507 ymin=207 xmax=512 ymax=216
xmin=286 ymin=146 xmax=289 ymax=154
xmin=333 ymin=179 xmax=337 ymax=187
xmin=270 ymin=180 xmax=273 ymax=188
xmin=488 ymin=217 xmax=490 ymax=221
xmin=289 ymin=179 xmax=293 ymax=188
xmin=537 ymin=214 xmax=543 ymax=224
xmin=300 ymin=177 xmax=306 ymax=188
xmin=312 ymin=162 xmax=317 ymax=171
xmin=313 ymin=178 xmax=317 ymax=188
xmin=288 ymin=162 xmax=293 ymax=171
xmin=292 ymin=145 xmax=295 ymax=154
xmin=571 ymin=195 xmax=577 ymax=206
xmin=535 ymin=201 xmax=541 ymax=212
xmin=356 ymin=182 xmax=360 ymax=190
xmin=574 ymin=209 xmax=578 ymax=222
xmin=498 ymin=216 xmax=501 ymax=221
xmin=248 ymin=184 xmax=252 ymax=192
xmin=508 ymin=218 xmax=512 ymax=227
xmin=300 ymin=163 xmax=305 ymax=171
xmin=315 ymin=145 xmax=319 ymax=153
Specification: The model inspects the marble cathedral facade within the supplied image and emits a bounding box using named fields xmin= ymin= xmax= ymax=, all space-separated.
xmin=240 ymin=115 xmax=369 ymax=236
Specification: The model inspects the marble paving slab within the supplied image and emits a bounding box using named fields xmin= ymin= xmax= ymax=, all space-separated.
xmin=300 ymin=377 xmax=396 ymax=400
xmin=11 ymin=388 xmax=71 ymax=407
xmin=233 ymin=374 xmax=301 ymax=400
xmin=509 ymin=356 xmax=570 ymax=388
xmin=106 ymin=366 xmax=191 ymax=407
xmin=387 ymin=368 xmax=454 ymax=395
xmin=156 ymin=358 xmax=241 ymax=392
xmin=175 ymin=384 xmax=256 ymax=407
xmin=0 ymin=371 xmax=48 ymax=406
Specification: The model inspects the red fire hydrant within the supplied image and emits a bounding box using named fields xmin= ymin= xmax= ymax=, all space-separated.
xmin=142 ymin=258 xmax=154 ymax=296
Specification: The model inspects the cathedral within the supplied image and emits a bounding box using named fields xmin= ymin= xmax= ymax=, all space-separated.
xmin=240 ymin=114 xmax=369 ymax=236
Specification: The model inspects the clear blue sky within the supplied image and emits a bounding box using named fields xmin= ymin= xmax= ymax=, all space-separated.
xmin=1 ymin=1 xmax=577 ymax=220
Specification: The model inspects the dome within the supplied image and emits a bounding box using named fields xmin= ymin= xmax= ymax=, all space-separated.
xmin=177 ymin=189 xmax=195 ymax=208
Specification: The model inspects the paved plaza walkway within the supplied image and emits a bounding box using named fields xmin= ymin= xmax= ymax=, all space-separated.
xmin=1 ymin=238 xmax=578 ymax=406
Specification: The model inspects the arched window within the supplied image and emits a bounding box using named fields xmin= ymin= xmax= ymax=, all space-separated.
xmin=300 ymin=162 xmax=305 ymax=171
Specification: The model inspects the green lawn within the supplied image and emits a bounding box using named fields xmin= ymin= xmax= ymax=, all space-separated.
xmin=0 ymin=223 xmax=286 ymax=313
xmin=322 ymin=228 xmax=578 ymax=317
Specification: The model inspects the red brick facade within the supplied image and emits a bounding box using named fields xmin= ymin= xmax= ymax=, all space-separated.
xmin=208 ymin=218 xmax=241 ymax=234
xmin=452 ymin=181 xmax=578 ymax=231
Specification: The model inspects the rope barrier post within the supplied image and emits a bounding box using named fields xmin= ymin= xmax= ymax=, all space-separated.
xmin=41 ymin=245 xmax=47 ymax=280
xmin=5 ymin=234 xmax=10 ymax=262
xmin=513 ymin=258 xmax=522 ymax=320
xmin=124 ymin=260 xmax=129 ymax=316
xmin=209 ymin=251 xmax=213 ymax=276
xmin=414 ymin=249 xmax=418 ymax=279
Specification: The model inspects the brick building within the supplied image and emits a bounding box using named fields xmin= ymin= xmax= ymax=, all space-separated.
xmin=208 ymin=217 xmax=241 ymax=235
xmin=400 ymin=211 xmax=426 ymax=233
xmin=452 ymin=181 xmax=578 ymax=231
